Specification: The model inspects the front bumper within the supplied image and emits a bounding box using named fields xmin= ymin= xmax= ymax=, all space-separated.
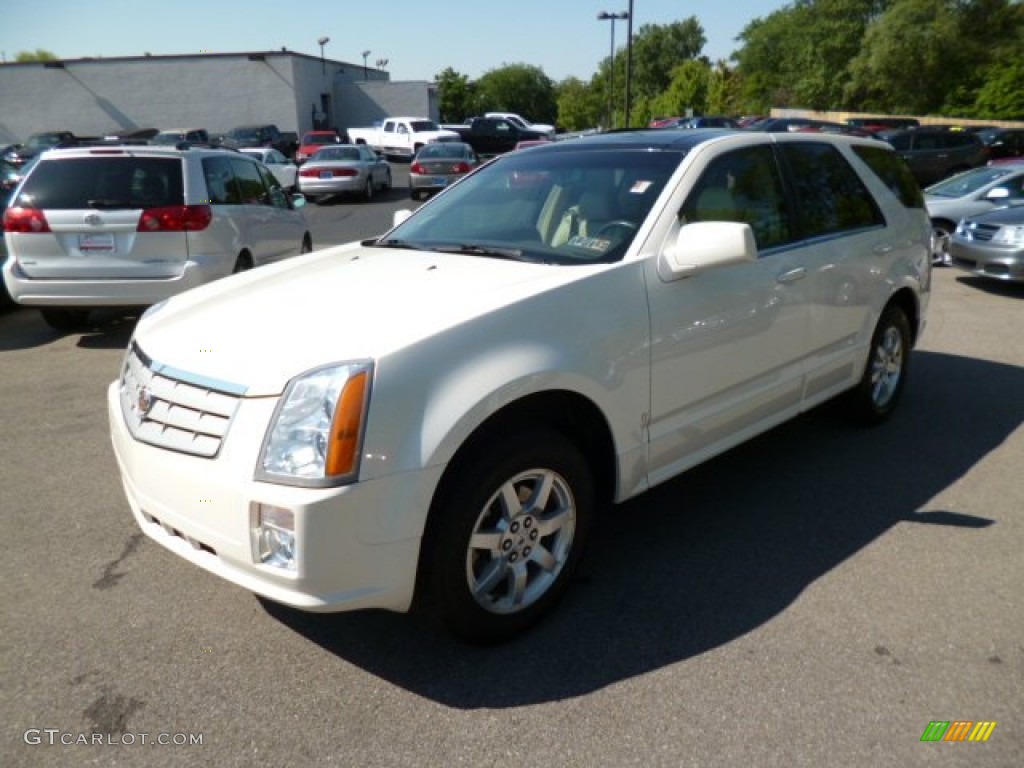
xmin=107 ymin=380 xmax=437 ymax=613
xmin=950 ymin=241 xmax=1024 ymax=283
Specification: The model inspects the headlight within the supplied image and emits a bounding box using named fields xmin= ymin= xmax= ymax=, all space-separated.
xmin=993 ymin=225 xmax=1024 ymax=246
xmin=257 ymin=361 xmax=373 ymax=487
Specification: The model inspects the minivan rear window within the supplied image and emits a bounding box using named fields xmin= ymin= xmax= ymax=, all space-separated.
xmin=12 ymin=156 xmax=184 ymax=209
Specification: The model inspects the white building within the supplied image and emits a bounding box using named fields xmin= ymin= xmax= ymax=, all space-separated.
xmin=0 ymin=50 xmax=442 ymax=145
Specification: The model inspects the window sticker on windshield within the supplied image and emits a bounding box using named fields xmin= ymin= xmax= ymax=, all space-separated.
xmin=629 ymin=180 xmax=653 ymax=194
xmin=568 ymin=235 xmax=613 ymax=252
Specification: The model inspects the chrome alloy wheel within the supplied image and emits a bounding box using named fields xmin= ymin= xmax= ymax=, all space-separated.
xmin=869 ymin=325 xmax=904 ymax=408
xmin=465 ymin=468 xmax=577 ymax=614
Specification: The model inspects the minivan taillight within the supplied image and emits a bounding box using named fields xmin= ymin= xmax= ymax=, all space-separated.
xmin=2 ymin=207 xmax=51 ymax=233
xmin=138 ymin=205 xmax=212 ymax=232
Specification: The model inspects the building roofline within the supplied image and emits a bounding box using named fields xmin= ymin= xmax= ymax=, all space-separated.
xmin=0 ymin=50 xmax=365 ymax=70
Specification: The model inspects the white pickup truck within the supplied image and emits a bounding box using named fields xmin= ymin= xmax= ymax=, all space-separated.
xmin=346 ymin=117 xmax=460 ymax=159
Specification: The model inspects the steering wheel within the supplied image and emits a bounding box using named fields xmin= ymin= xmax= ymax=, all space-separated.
xmin=595 ymin=220 xmax=638 ymax=237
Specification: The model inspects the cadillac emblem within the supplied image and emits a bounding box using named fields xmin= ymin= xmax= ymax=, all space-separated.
xmin=137 ymin=386 xmax=154 ymax=416
xmin=84 ymin=213 xmax=102 ymax=227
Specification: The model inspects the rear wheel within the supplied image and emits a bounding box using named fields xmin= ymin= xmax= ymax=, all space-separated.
xmin=363 ymin=176 xmax=374 ymax=201
xmin=300 ymin=234 xmax=313 ymax=254
xmin=232 ymin=253 xmax=253 ymax=273
xmin=846 ymin=304 xmax=911 ymax=424
xmin=424 ymin=428 xmax=593 ymax=644
xmin=40 ymin=308 xmax=90 ymax=332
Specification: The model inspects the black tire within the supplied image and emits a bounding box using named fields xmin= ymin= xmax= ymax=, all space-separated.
xmin=300 ymin=234 xmax=313 ymax=254
xmin=410 ymin=189 xmax=422 ymax=201
xmin=363 ymin=176 xmax=374 ymax=202
xmin=232 ymin=253 xmax=253 ymax=273
xmin=424 ymin=428 xmax=593 ymax=644
xmin=39 ymin=308 xmax=90 ymax=332
xmin=931 ymin=219 xmax=955 ymax=266
xmin=846 ymin=304 xmax=912 ymax=424
xmin=383 ymin=168 xmax=392 ymax=191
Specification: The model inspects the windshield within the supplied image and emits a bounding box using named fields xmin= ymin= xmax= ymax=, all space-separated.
xmin=227 ymin=128 xmax=260 ymax=140
xmin=378 ymin=147 xmax=682 ymax=265
xmin=926 ymin=167 xmax=1013 ymax=197
xmin=313 ymin=147 xmax=361 ymax=162
xmin=303 ymin=133 xmax=337 ymax=145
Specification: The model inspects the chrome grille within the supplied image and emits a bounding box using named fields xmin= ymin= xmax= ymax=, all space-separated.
xmin=961 ymin=222 xmax=1000 ymax=243
xmin=119 ymin=342 xmax=245 ymax=458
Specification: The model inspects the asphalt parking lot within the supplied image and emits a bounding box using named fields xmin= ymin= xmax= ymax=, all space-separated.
xmin=1 ymin=171 xmax=1022 ymax=766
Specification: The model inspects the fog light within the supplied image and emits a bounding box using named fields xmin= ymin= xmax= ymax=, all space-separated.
xmin=256 ymin=504 xmax=296 ymax=570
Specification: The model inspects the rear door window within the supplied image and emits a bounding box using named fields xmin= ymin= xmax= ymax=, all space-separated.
xmin=230 ymin=159 xmax=269 ymax=205
xmin=779 ymin=143 xmax=885 ymax=238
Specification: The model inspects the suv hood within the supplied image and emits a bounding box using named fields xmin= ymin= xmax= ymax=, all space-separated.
xmin=132 ymin=242 xmax=595 ymax=396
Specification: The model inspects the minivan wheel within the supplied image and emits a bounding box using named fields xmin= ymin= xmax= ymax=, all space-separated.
xmin=39 ymin=308 xmax=90 ymax=332
xmin=846 ymin=305 xmax=911 ymax=424
xmin=424 ymin=428 xmax=593 ymax=644
xmin=300 ymin=234 xmax=313 ymax=254
xmin=232 ymin=254 xmax=253 ymax=273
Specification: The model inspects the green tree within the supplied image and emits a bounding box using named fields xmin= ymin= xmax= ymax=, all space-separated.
xmin=555 ymin=77 xmax=604 ymax=132
xmin=648 ymin=60 xmax=710 ymax=119
xmin=735 ymin=0 xmax=888 ymax=111
xmin=435 ymin=67 xmax=478 ymax=123
xmin=474 ymin=64 xmax=557 ymax=125
xmin=970 ymin=61 xmax=1024 ymax=119
xmin=15 ymin=49 xmax=58 ymax=62
xmin=844 ymin=0 xmax=972 ymax=114
xmin=626 ymin=19 xmax=707 ymax=125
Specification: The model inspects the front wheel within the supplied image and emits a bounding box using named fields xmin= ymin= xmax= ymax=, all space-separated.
xmin=424 ymin=429 xmax=593 ymax=644
xmin=846 ymin=305 xmax=912 ymax=424
xmin=931 ymin=220 xmax=954 ymax=266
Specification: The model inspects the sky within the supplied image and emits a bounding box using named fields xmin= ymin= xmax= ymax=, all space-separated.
xmin=0 ymin=0 xmax=790 ymax=83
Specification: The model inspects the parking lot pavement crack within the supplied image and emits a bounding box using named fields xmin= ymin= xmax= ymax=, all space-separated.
xmin=92 ymin=533 xmax=145 ymax=590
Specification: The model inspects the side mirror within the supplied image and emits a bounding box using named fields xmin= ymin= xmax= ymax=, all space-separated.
xmin=986 ymin=187 xmax=1010 ymax=201
xmin=291 ymin=193 xmax=307 ymax=209
xmin=393 ymin=209 xmax=414 ymax=227
xmin=658 ymin=221 xmax=757 ymax=281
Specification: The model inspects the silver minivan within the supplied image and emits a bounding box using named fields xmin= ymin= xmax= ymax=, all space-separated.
xmin=2 ymin=145 xmax=312 ymax=330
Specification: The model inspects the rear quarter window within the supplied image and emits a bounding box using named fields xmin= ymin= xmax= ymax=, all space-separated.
xmin=852 ymin=144 xmax=925 ymax=209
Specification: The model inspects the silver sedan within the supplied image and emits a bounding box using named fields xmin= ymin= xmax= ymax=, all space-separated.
xmin=297 ymin=145 xmax=392 ymax=203
xmin=950 ymin=204 xmax=1024 ymax=283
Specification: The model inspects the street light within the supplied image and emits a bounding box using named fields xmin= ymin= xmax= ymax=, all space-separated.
xmin=375 ymin=58 xmax=389 ymax=71
xmin=625 ymin=0 xmax=634 ymax=126
xmin=361 ymin=50 xmax=370 ymax=80
xmin=597 ymin=11 xmax=628 ymax=130
xmin=317 ymin=36 xmax=329 ymax=76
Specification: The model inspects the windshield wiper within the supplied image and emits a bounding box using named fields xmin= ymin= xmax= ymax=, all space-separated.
xmin=426 ymin=243 xmax=525 ymax=261
xmin=368 ymin=238 xmax=431 ymax=251
xmin=87 ymin=198 xmax=137 ymax=209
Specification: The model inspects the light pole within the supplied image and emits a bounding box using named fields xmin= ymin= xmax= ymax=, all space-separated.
xmin=597 ymin=11 xmax=628 ymax=130
xmin=361 ymin=50 xmax=370 ymax=80
xmin=375 ymin=58 xmax=389 ymax=73
xmin=317 ymin=36 xmax=329 ymax=76
xmin=625 ymin=0 xmax=634 ymax=126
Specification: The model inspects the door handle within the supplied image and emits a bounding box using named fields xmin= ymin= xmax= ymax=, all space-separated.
xmin=873 ymin=244 xmax=894 ymax=257
xmin=776 ymin=267 xmax=807 ymax=284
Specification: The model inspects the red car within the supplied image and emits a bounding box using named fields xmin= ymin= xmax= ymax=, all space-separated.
xmin=295 ymin=130 xmax=344 ymax=164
